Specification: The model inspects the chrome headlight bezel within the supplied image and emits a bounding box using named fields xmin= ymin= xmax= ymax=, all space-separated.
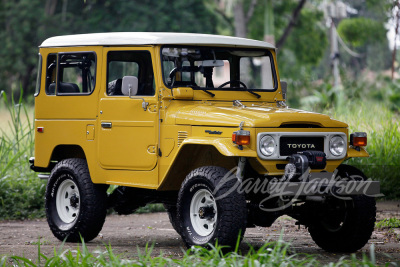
xmin=329 ymin=135 xmax=346 ymax=157
xmin=259 ymin=135 xmax=277 ymax=157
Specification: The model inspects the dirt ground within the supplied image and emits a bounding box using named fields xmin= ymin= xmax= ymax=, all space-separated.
xmin=0 ymin=201 xmax=399 ymax=265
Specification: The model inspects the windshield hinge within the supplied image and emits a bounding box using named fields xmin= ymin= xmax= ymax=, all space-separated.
xmin=233 ymin=100 xmax=246 ymax=108
xmin=277 ymin=101 xmax=287 ymax=108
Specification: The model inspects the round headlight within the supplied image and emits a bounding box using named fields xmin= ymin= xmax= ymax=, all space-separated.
xmin=330 ymin=135 xmax=346 ymax=156
xmin=260 ymin=135 xmax=276 ymax=156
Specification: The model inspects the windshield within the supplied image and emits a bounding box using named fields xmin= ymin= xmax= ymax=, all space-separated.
xmin=161 ymin=46 xmax=277 ymax=92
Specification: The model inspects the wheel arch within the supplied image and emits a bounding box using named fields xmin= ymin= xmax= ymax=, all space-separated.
xmin=50 ymin=144 xmax=86 ymax=162
xmin=158 ymin=144 xmax=238 ymax=191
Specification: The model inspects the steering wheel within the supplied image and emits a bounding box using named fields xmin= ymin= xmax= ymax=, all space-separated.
xmin=217 ymin=80 xmax=247 ymax=89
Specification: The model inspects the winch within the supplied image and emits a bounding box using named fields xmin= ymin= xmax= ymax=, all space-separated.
xmin=284 ymin=151 xmax=327 ymax=181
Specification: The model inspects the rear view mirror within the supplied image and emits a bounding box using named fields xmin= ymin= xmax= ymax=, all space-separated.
xmin=201 ymin=60 xmax=224 ymax=67
xmin=280 ymin=81 xmax=287 ymax=100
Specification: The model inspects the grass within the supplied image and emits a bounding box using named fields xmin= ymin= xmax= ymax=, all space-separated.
xmin=1 ymin=234 xmax=390 ymax=267
xmin=376 ymin=218 xmax=400 ymax=229
xmin=324 ymin=100 xmax=400 ymax=199
xmin=0 ymin=90 xmax=46 ymax=219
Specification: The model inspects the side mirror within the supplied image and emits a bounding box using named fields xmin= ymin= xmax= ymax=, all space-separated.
xmin=121 ymin=76 xmax=138 ymax=96
xmin=172 ymin=87 xmax=194 ymax=99
xmin=280 ymin=81 xmax=287 ymax=101
xmin=122 ymin=76 xmax=149 ymax=111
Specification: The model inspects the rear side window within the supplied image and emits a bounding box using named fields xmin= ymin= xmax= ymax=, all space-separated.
xmin=45 ymin=52 xmax=96 ymax=95
xmin=35 ymin=54 xmax=42 ymax=96
xmin=45 ymin=54 xmax=57 ymax=95
xmin=58 ymin=53 xmax=96 ymax=94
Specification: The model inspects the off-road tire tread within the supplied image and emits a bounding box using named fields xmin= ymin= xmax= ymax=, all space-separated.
xmin=177 ymin=166 xmax=247 ymax=248
xmin=308 ymin=165 xmax=376 ymax=252
xmin=164 ymin=204 xmax=181 ymax=234
xmin=45 ymin=158 xmax=107 ymax=242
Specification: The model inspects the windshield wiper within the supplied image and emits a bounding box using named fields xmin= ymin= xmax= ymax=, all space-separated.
xmin=202 ymin=89 xmax=215 ymax=97
xmin=246 ymin=89 xmax=261 ymax=98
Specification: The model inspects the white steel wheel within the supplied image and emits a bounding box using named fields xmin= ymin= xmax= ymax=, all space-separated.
xmin=177 ymin=166 xmax=247 ymax=248
xmin=46 ymin=158 xmax=107 ymax=242
xmin=56 ymin=179 xmax=80 ymax=226
xmin=189 ymin=189 xmax=217 ymax=236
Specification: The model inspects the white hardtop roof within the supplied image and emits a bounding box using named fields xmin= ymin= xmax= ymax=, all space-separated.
xmin=40 ymin=32 xmax=275 ymax=49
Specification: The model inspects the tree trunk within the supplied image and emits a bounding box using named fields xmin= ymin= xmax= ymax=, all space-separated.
xmin=233 ymin=2 xmax=251 ymax=84
xmin=276 ymin=0 xmax=307 ymax=49
xmin=22 ymin=65 xmax=35 ymax=96
xmin=45 ymin=0 xmax=58 ymax=16
xmin=233 ymin=2 xmax=247 ymax=38
xmin=262 ymin=0 xmax=274 ymax=88
xmin=392 ymin=1 xmax=400 ymax=80
xmin=263 ymin=0 xmax=274 ymax=45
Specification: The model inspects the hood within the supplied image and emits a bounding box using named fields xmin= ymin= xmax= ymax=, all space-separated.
xmin=174 ymin=103 xmax=348 ymax=128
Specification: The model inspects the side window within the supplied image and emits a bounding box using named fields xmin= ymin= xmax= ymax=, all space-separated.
xmin=35 ymin=54 xmax=42 ymax=96
xmin=107 ymin=51 xmax=154 ymax=96
xmin=45 ymin=54 xmax=57 ymax=95
xmin=58 ymin=52 xmax=96 ymax=94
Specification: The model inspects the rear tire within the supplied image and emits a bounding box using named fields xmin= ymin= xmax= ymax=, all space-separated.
xmin=45 ymin=158 xmax=107 ymax=242
xmin=177 ymin=166 xmax=247 ymax=248
xmin=164 ymin=204 xmax=181 ymax=234
xmin=308 ymin=165 xmax=376 ymax=252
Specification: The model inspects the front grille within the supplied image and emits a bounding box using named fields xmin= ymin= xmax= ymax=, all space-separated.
xmin=279 ymin=136 xmax=324 ymax=156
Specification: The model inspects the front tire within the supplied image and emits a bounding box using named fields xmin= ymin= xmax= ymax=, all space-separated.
xmin=308 ymin=165 xmax=376 ymax=252
xmin=177 ymin=166 xmax=247 ymax=248
xmin=45 ymin=158 xmax=107 ymax=242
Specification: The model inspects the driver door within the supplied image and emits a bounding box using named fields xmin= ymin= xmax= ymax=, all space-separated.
xmin=98 ymin=48 xmax=158 ymax=171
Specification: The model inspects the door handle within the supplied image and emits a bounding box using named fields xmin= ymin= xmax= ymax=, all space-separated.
xmin=101 ymin=122 xmax=112 ymax=129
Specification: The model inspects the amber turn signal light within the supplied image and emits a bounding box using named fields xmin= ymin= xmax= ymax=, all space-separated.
xmin=232 ymin=130 xmax=250 ymax=146
xmin=350 ymin=132 xmax=367 ymax=147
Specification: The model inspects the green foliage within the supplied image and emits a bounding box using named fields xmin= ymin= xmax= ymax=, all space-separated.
xmin=135 ymin=204 xmax=166 ymax=214
xmin=0 ymin=90 xmax=46 ymax=219
xmin=376 ymin=218 xmax=400 ymax=229
xmin=337 ymin=18 xmax=386 ymax=48
xmin=0 ymin=0 xmax=219 ymax=99
xmin=248 ymin=0 xmax=328 ymax=79
xmin=3 ymin=234 xmax=384 ymax=266
xmin=285 ymin=9 xmax=328 ymax=65
xmin=332 ymin=101 xmax=400 ymax=199
xmin=291 ymin=75 xmax=400 ymax=199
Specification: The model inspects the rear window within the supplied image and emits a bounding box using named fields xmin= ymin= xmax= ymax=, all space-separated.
xmin=45 ymin=52 xmax=96 ymax=95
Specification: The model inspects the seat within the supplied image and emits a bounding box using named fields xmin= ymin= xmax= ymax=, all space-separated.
xmin=108 ymin=79 xmax=123 ymax=95
xmin=48 ymin=82 xmax=80 ymax=94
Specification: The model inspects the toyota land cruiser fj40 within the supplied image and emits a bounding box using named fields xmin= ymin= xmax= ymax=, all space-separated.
xmin=30 ymin=32 xmax=380 ymax=252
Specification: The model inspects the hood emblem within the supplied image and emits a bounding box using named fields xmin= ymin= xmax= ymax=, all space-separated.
xmin=205 ymin=130 xmax=222 ymax=135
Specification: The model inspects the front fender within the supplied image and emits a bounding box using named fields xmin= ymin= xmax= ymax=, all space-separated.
xmin=347 ymin=146 xmax=369 ymax=158
xmin=181 ymin=137 xmax=257 ymax=157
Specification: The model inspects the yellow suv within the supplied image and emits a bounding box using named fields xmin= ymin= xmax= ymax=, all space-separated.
xmin=31 ymin=32 xmax=380 ymax=252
